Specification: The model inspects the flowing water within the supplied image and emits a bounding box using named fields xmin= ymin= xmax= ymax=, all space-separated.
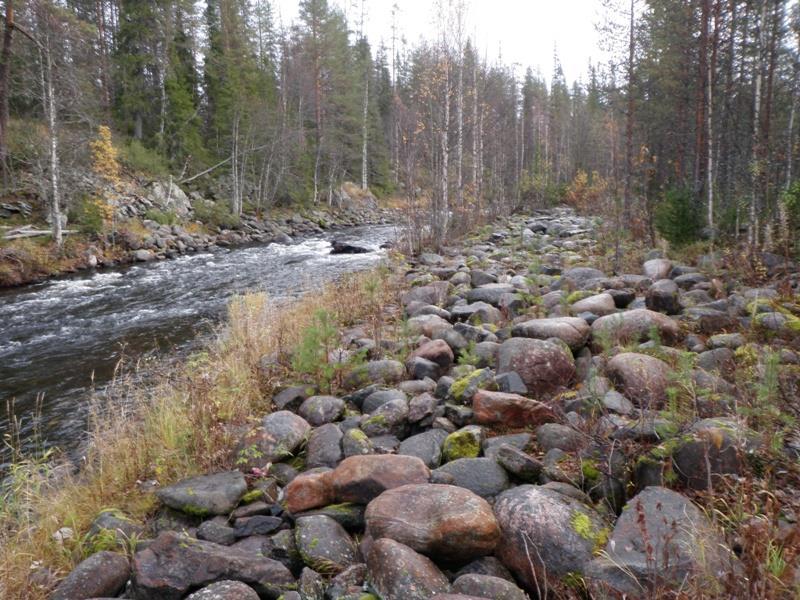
xmin=0 ymin=224 xmax=397 ymax=458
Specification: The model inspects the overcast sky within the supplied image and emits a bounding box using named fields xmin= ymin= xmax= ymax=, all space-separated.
xmin=273 ymin=0 xmax=606 ymax=84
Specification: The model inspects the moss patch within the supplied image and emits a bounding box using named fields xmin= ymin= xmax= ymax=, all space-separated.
xmin=443 ymin=430 xmax=481 ymax=461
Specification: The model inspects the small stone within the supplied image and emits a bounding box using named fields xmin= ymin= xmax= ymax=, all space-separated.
xmin=367 ymin=538 xmax=450 ymax=600
xmin=156 ymin=471 xmax=247 ymax=517
xmin=295 ymin=515 xmax=358 ymax=574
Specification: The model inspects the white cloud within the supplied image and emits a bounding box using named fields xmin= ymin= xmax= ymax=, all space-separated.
xmin=272 ymin=0 xmax=606 ymax=83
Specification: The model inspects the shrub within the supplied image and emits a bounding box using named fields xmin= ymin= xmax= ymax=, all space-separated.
xmin=119 ymin=140 xmax=169 ymax=177
xmin=654 ymin=188 xmax=704 ymax=247
xmin=193 ymin=200 xmax=240 ymax=230
xmin=69 ymin=197 xmax=110 ymax=236
xmin=144 ymin=208 xmax=178 ymax=226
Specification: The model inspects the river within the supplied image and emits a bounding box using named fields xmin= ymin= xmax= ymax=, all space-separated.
xmin=0 ymin=224 xmax=397 ymax=459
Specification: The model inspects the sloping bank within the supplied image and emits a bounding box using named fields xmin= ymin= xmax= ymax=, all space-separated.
xmin=3 ymin=207 xmax=800 ymax=599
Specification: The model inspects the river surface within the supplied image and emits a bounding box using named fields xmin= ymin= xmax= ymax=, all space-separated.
xmin=0 ymin=224 xmax=397 ymax=458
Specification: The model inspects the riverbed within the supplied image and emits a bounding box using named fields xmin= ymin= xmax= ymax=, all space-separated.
xmin=0 ymin=224 xmax=397 ymax=457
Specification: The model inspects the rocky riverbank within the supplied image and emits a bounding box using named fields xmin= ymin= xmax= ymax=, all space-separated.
xmin=35 ymin=207 xmax=800 ymax=599
xmin=0 ymin=202 xmax=397 ymax=288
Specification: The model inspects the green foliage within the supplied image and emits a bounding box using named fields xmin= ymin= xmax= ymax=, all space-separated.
xmin=193 ymin=200 xmax=240 ymax=230
xmin=119 ymin=140 xmax=170 ymax=177
xmin=654 ymin=188 xmax=704 ymax=247
xmin=144 ymin=209 xmax=179 ymax=226
xmin=69 ymin=197 xmax=106 ymax=236
xmin=292 ymin=309 xmax=364 ymax=392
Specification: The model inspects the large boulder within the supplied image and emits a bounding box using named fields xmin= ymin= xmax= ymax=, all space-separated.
xmin=572 ymin=293 xmax=617 ymax=317
xmin=367 ymin=538 xmax=450 ymax=600
xmin=643 ymin=258 xmax=672 ymax=280
xmin=331 ymin=455 xmax=430 ymax=504
xmin=51 ymin=551 xmax=130 ymax=600
xmin=511 ymin=317 xmax=591 ymax=352
xmin=606 ymin=353 xmax=673 ymax=409
xmin=295 ymin=515 xmax=359 ymax=574
xmin=132 ymin=531 xmax=294 ymax=599
xmin=497 ymin=338 xmax=575 ymax=396
xmin=466 ymin=283 xmax=516 ymax=306
xmin=236 ymin=411 xmax=311 ymax=469
xmin=186 ymin=580 xmax=260 ymax=599
xmin=452 ymin=574 xmax=528 ymax=600
xmin=472 ymin=390 xmax=555 ymax=427
xmin=493 ymin=485 xmax=608 ymax=590
xmin=147 ymin=180 xmax=192 ymax=217
xmin=586 ymin=487 xmax=734 ymax=596
xmin=298 ymin=396 xmax=344 ymax=426
xmin=365 ymin=484 xmax=500 ymax=563
xmin=646 ymin=279 xmax=681 ymax=315
xmin=411 ymin=339 xmax=455 ymax=370
xmin=591 ymin=309 xmax=680 ymax=349
xmin=156 ymin=471 xmax=247 ymax=517
xmin=344 ymin=360 xmax=406 ymax=389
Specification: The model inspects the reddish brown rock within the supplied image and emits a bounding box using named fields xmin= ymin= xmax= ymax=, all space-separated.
xmin=606 ymin=352 xmax=673 ymax=409
xmin=472 ymin=390 xmax=555 ymax=427
xmin=365 ymin=484 xmax=500 ymax=563
xmin=411 ymin=339 xmax=455 ymax=370
xmin=332 ymin=455 xmax=430 ymax=504
xmin=284 ymin=470 xmax=335 ymax=514
xmin=511 ymin=317 xmax=591 ymax=352
xmin=367 ymin=538 xmax=450 ymax=600
xmin=496 ymin=338 xmax=575 ymax=396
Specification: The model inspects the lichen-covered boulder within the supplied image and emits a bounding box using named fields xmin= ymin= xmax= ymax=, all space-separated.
xmin=586 ymin=486 xmax=735 ymax=597
xmin=132 ymin=531 xmax=294 ymax=599
xmin=493 ymin=485 xmax=608 ymax=591
xmin=156 ymin=471 xmax=247 ymax=517
xmin=367 ymin=538 xmax=450 ymax=600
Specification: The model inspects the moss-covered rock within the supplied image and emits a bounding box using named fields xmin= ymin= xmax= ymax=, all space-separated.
xmin=442 ymin=426 xmax=483 ymax=462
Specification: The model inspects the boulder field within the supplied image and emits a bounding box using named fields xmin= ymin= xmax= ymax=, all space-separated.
xmin=51 ymin=207 xmax=800 ymax=599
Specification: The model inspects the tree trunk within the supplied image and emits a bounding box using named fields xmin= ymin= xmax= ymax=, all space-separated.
xmin=38 ymin=12 xmax=62 ymax=250
xmin=438 ymin=52 xmax=450 ymax=246
xmin=361 ymin=62 xmax=369 ymax=190
xmin=456 ymin=42 xmax=464 ymax=213
xmin=623 ymin=0 xmax=635 ymax=224
xmin=0 ymin=1 xmax=14 ymax=173
xmin=750 ymin=0 xmax=768 ymax=251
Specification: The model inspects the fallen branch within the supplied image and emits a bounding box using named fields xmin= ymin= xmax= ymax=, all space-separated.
xmin=4 ymin=228 xmax=77 ymax=240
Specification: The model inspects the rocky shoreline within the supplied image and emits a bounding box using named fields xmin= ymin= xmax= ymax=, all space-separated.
xmin=46 ymin=207 xmax=800 ymax=599
xmin=0 ymin=203 xmax=397 ymax=289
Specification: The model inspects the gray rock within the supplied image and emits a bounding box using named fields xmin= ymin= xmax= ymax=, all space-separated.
xmin=51 ymin=551 xmax=130 ymax=600
xmin=434 ymin=458 xmax=510 ymax=498
xmin=236 ymin=411 xmax=311 ymax=468
xmin=511 ymin=317 xmax=591 ymax=352
xmin=494 ymin=485 xmax=606 ymax=589
xmin=367 ymin=538 xmax=450 ymax=599
xmin=306 ymin=424 xmax=344 ymax=469
xmin=495 ymin=444 xmax=542 ymax=482
xmin=197 ymin=518 xmax=237 ymax=545
xmin=646 ymin=279 xmax=681 ymax=315
xmin=298 ymin=396 xmax=345 ymax=426
xmin=452 ymin=574 xmax=528 ymax=600
xmin=360 ymin=398 xmax=409 ymax=437
xmin=132 ymin=531 xmax=294 ymax=599
xmin=572 ymin=293 xmax=617 ymax=317
xmin=397 ymin=429 xmax=449 ymax=468
xmin=586 ymin=487 xmax=733 ymax=596
xmin=186 ymin=580 xmax=260 ymax=599
xmin=536 ymin=423 xmax=585 ymax=452
xmin=156 ymin=471 xmax=247 ymax=517
xmin=295 ymin=515 xmax=358 ymax=574
xmin=342 ymin=428 xmax=374 ymax=457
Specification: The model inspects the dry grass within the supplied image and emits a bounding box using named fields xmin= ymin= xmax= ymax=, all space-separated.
xmin=0 ymin=267 xmax=400 ymax=599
